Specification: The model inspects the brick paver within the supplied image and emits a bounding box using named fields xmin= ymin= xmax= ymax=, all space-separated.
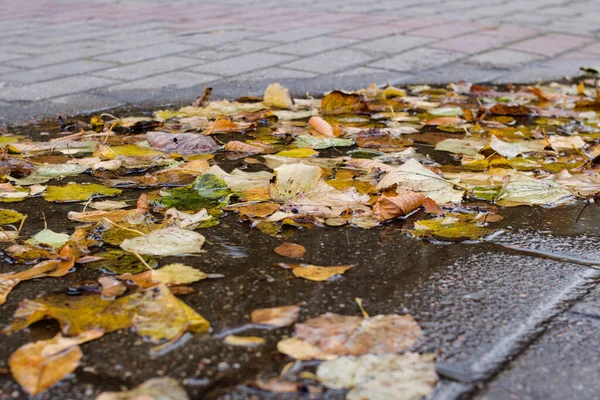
xmin=0 ymin=0 xmax=598 ymax=123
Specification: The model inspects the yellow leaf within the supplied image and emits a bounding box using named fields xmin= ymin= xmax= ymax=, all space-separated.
xmin=275 ymin=148 xmax=318 ymax=158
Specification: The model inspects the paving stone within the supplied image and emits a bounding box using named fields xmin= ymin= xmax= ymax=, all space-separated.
xmin=218 ymin=40 xmax=277 ymax=54
xmin=427 ymin=34 xmax=509 ymax=54
xmin=282 ymin=48 xmax=375 ymax=74
xmin=92 ymin=56 xmax=204 ymax=81
xmin=183 ymin=49 xmax=238 ymax=61
xmin=102 ymin=71 xmax=218 ymax=92
xmin=256 ymin=27 xmax=337 ymax=43
xmin=509 ymin=33 xmax=595 ymax=57
xmin=467 ymin=49 xmax=546 ymax=69
xmin=179 ymin=30 xmax=259 ymax=47
xmin=269 ymin=36 xmax=357 ymax=56
xmin=409 ymin=22 xmax=485 ymax=38
xmin=0 ymin=65 xmax=21 ymax=75
xmin=0 ymin=53 xmax=27 ymax=64
xmin=352 ymin=35 xmax=435 ymax=54
xmin=369 ymin=47 xmax=464 ymax=72
xmin=234 ymin=67 xmax=318 ymax=81
xmin=0 ymin=60 xmax=113 ymax=84
xmin=188 ymin=52 xmax=296 ymax=76
xmin=93 ymin=43 xmax=196 ymax=64
xmin=331 ymin=25 xmax=404 ymax=40
xmin=0 ymin=75 xmax=120 ymax=101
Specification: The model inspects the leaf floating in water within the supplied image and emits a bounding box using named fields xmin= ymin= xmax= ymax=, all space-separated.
xmin=274 ymin=243 xmax=306 ymax=259
xmin=96 ymin=377 xmax=190 ymax=400
xmin=251 ymin=303 xmax=303 ymax=327
xmin=120 ymin=227 xmax=206 ymax=256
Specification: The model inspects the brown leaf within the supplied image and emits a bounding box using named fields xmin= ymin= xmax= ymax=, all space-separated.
xmin=205 ymin=119 xmax=254 ymax=134
xmin=145 ymin=131 xmax=218 ymax=155
xmin=294 ymin=313 xmax=421 ymax=356
xmin=274 ymin=243 xmax=306 ymax=259
xmin=223 ymin=141 xmax=272 ymax=154
xmin=489 ymin=104 xmax=532 ymax=116
xmin=373 ymin=192 xmax=425 ymax=221
xmin=251 ymin=304 xmax=303 ymax=327
xmin=98 ymin=276 xmax=127 ymax=298
xmin=423 ymin=117 xmax=463 ymax=126
xmin=423 ymin=197 xmax=444 ymax=216
xmin=277 ymin=337 xmax=338 ymax=361
xmin=224 ymin=202 xmax=281 ymax=218
xmin=321 ymin=91 xmax=369 ymax=115
xmin=275 ymin=263 xmax=354 ymax=281
xmin=9 ymin=330 xmax=103 ymax=395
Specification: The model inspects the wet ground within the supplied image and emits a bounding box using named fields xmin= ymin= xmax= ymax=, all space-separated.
xmin=1 ymin=114 xmax=600 ymax=400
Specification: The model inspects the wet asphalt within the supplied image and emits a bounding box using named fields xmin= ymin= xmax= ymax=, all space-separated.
xmin=1 ymin=114 xmax=600 ymax=400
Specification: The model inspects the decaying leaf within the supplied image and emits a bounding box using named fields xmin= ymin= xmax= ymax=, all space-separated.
xmin=309 ymin=116 xmax=335 ymax=137
xmin=25 ymin=228 xmax=70 ymax=249
xmin=96 ymin=377 xmax=190 ymax=400
xmin=275 ymin=263 xmax=354 ymax=281
xmin=274 ymin=243 xmax=306 ymax=259
xmin=317 ymin=353 xmax=438 ymax=400
xmin=269 ymin=163 xmax=322 ymax=201
xmin=124 ymin=263 xmax=212 ymax=288
xmin=251 ymin=303 xmax=303 ymax=327
xmin=7 ymin=285 xmax=209 ymax=343
xmin=43 ymin=183 xmax=121 ymax=202
xmin=9 ymin=329 xmax=104 ymax=395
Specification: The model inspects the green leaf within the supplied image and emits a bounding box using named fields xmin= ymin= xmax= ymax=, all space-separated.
xmin=85 ymin=250 xmax=157 ymax=274
xmin=427 ymin=107 xmax=463 ymax=117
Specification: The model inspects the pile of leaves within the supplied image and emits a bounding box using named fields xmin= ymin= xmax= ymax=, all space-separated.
xmin=1 ymin=78 xmax=600 ymax=398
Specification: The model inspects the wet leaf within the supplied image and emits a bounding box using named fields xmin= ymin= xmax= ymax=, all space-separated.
xmin=427 ymin=106 xmax=463 ymax=117
xmin=0 ymin=209 xmax=25 ymax=225
xmin=294 ymin=135 xmax=354 ymax=149
xmin=274 ymin=243 xmax=306 ymax=259
xmin=121 ymin=227 xmax=205 ymax=256
xmin=96 ymin=377 xmax=190 ymax=400
xmin=497 ymin=175 xmax=574 ymax=206
xmin=321 ymin=91 xmax=369 ymax=115
xmin=275 ymin=263 xmax=354 ymax=281
xmin=275 ymin=148 xmax=318 ymax=158
xmin=224 ymin=202 xmax=281 ymax=218
xmin=490 ymin=104 xmax=532 ymax=116
xmin=269 ymin=164 xmax=322 ymax=201
xmin=373 ymin=192 xmax=425 ymax=221
xmin=85 ymin=250 xmax=157 ymax=274
xmin=251 ymin=303 xmax=302 ymax=327
xmin=146 ymin=131 xmax=219 ymax=154
xmin=9 ymin=330 xmax=103 ymax=395
xmin=410 ymin=218 xmax=494 ymax=240
xmin=7 ymin=285 xmax=209 ymax=342
xmin=224 ymin=335 xmax=265 ymax=347
xmin=43 ymin=183 xmax=121 ymax=202
xmin=489 ymin=135 xmax=546 ymax=158
xmin=309 ymin=116 xmax=335 ymax=137
xmin=125 ymin=263 xmax=209 ymax=288
xmin=317 ymin=353 xmax=438 ymax=400
xmin=377 ymin=159 xmax=464 ymax=203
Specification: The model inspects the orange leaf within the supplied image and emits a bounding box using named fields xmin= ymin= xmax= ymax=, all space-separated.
xmin=423 ymin=117 xmax=462 ymax=126
xmin=309 ymin=116 xmax=335 ymax=137
xmin=274 ymin=243 xmax=306 ymax=259
xmin=373 ymin=192 xmax=425 ymax=221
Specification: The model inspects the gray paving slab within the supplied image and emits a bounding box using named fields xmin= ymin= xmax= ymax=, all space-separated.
xmin=268 ymin=36 xmax=358 ymax=56
xmin=0 ymin=75 xmax=120 ymax=101
xmin=188 ymin=52 xmax=296 ymax=76
xmin=282 ymin=48 xmax=376 ymax=74
xmin=352 ymin=34 xmax=436 ymax=54
xmin=0 ymin=60 xmax=113 ymax=84
xmin=370 ymin=47 xmax=464 ymax=72
xmin=93 ymin=43 xmax=197 ymax=64
xmin=92 ymin=56 xmax=204 ymax=81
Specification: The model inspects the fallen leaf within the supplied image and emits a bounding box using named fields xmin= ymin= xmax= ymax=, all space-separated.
xmin=275 ymin=263 xmax=354 ymax=281
xmin=321 ymin=91 xmax=369 ymax=115
xmin=263 ymin=82 xmax=294 ymax=109
xmin=489 ymin=104 xmax=532 ymax=116
xmin=275 ymin=148 xmax=319 ymax=158
xmin=309 ymin=116 xmax=335 ymax=137
xmin=294 ymin=135 xmax=354 ymax=149
xmin=43 ymin=183 xmax=121 ymax=202
xmin=25 ymin=229 xmax=70 ymax=249
xmin=9 ymin=329 xmax=103 ymax=395
xmin=125 ymin=263 xmax=210 ymax=288
xmin=146 ymin=131 xmax=219 ymax=154
xmin=223 ymin=140 xmax=272 ymax=154
xmin=497 ymin=175 xmax=573 ymax=206
xmin=224 ymin=202 xmax=281 ymax=218
xmin=293 ymin=313 xmax=421 ymax=356
xmin=317 ymin=353 xmax=438 ymax=400
xmin=251 ymin=304 xmax=302 ymax=327
xmin=377 ymin=159 xmax=464 ymax=203
xmin=269 ymin=163 xmax=322 ymax=201
xmin=121 ymin=227 xmax=205 ymax=256
xmin=373 ymin=192 xmax=425 ymax=221
xmin=7 ymin=285 xmax=209 ymax=343
xmin=277 ymin=337 xmax=338 ymax=361
xmin=274 ymin=243 xmax=306 ymax=259
xmin=0 ymin=209 xmax=25 ymax=225
xmin=224 ymin=335 xmax=265 ymax=347
xmin=96 ymin=377 xmax=190 ymax=400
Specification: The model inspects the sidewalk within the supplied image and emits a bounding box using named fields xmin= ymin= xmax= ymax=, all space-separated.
xmin=0 ymin=0 xmax=599 ymax=124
